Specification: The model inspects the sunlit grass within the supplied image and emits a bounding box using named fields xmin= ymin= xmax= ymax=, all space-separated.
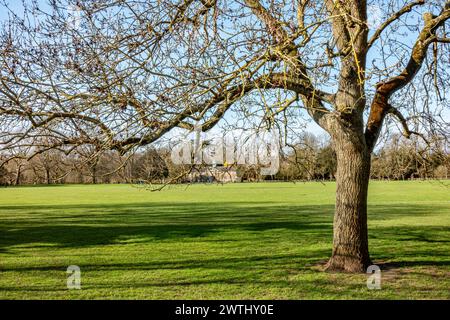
xmin=0 ymin=181 xmax=449 ymax=299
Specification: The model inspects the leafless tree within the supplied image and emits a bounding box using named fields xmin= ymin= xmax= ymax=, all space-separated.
xmin=1 ymin=0 xmax=449 ymax=272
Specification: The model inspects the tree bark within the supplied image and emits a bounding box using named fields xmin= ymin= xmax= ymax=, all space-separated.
xmin=325 ymin=132 xmax=372 ymax=272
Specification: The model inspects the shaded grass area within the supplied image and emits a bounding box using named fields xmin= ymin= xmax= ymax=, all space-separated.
xmin=0 ymin=181 xmax=449 ymax=299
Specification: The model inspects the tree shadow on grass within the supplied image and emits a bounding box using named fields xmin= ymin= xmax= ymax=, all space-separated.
xmin=377 ymin=260 xmax=450 ymax=270
xmin=0 ymin=202 xmax=449 ymax=271
xmin=0 ymin=202 xmax=335 ymax=252
xmin=0 ymin=251 xmax=330 ymax=272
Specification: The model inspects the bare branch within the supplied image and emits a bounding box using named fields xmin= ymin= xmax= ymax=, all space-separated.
xmin=368 ymin=0 xmax=426 ymax=49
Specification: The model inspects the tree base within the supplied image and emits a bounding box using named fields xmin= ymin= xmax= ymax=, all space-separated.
xmin=324 ymin=255 xmax=372 ymax=273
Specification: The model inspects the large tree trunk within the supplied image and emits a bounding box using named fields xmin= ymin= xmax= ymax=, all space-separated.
xmin=326 ymin=133 xmax=372 ymax=272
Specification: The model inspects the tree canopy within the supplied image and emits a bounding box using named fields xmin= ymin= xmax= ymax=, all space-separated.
xmin=0 ymin=0 xmax=448 ymax=160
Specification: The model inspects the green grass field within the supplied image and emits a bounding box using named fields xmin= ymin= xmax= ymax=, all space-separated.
xmin=0 ymin=181 xmax=449 ymax=299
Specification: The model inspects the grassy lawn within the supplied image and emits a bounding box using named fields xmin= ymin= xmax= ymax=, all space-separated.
xmin=0 ymin=181 xmax=449 ymax=299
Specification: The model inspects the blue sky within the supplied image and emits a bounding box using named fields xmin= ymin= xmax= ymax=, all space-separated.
xmin=0 ymin=0 xmax=448 ymax=140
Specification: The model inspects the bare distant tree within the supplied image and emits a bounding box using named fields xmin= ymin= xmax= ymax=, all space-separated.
xmin=30 ymin=150 xmax=66 ymax=184
xmin=75 ymin=144 xmax=102 ymax=184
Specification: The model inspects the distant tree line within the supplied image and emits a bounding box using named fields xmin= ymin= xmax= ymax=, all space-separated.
xmin=275 ymin=134 xmax=448 ymax=181
xmin=0 ymin=147 xmax=173 ymax=186
xmin=0 ymin=134 xmax=448 ymax=186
